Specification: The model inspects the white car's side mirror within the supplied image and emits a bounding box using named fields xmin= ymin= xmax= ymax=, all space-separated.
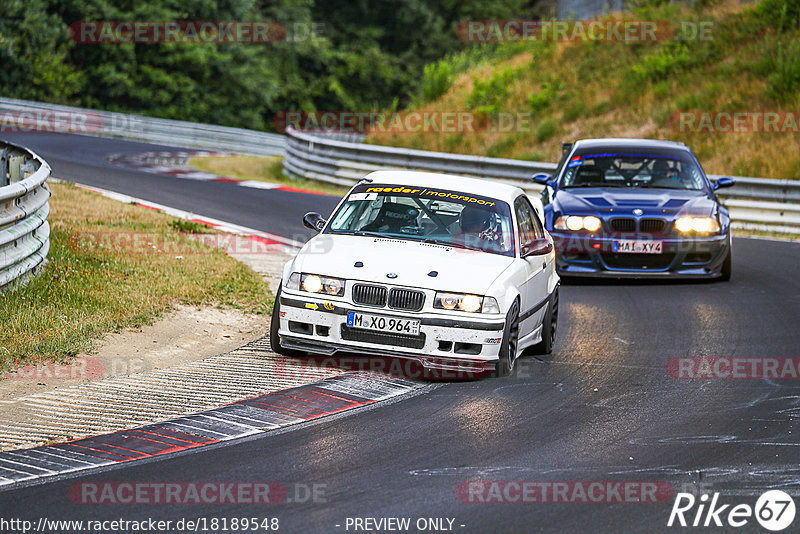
xmin=521 ymin=238 xmax=553 ymax=257
xmin=303 ymin=212 xmax=327 ymax=232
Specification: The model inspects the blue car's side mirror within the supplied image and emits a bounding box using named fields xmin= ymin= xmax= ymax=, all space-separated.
xmin=713 ymin=177 xmax=736 ymax=190
xmin=531 ymin=173 xmax=553 ymax=186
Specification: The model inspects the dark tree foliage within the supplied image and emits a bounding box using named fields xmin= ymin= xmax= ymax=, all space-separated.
xmin=0 ymin=0 xmax=544 ymax=130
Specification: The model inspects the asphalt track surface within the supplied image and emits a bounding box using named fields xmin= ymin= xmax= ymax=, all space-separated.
xmin=1 ymin=132 xmax=338 ymax=241
xmin=1 ymin=133 xmax=800 ymax=533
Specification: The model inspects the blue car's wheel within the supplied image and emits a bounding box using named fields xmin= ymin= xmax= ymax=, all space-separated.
xmin=719 ymin=248 xmax=732 ymax=281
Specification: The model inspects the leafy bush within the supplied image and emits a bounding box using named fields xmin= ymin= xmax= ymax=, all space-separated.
xmin=466 ymin=67 xmax=519 ymax=114
xmin=754 ymin=0 xmax=800 ymax=104
xmin=763 ymin=37 xmax=800 ymax=103
xmin=535 ymin=118 xmax=558 ymax=142
xmin=415 ymin=62 xmax=454 ymax=104
xmin=631 ymin=43 xmax=694 ymax=82
xmin=563 ymin=101 xmax=588 ymax=122
xmin=528 ymin=81 xmax=565 ymax=113
xmin=755 ymin=0 xmax=800 ymax=31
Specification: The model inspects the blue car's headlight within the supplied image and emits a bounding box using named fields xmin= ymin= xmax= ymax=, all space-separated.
xmin=675 ymin=217 xmax=720 ymax=234
xmin=554 ymin=215 xmax=602 ymax=232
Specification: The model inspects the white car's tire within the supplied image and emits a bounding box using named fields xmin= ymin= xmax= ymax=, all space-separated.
xmin=493 ymin=299 xmax=520 ymax=378
xmin=270 ymin=283 xmax=303 ymax=357
xmin=530 ymin=288 xmax=558 ymax=355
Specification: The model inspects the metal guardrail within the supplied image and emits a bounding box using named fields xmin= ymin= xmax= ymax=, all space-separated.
xmin=710 ymin=176 xmax=800 ymax=234
xmin=0 ymin=141 xmax=51 ymax=290
xmin=284 ymin=126 xmax=556 ymax=187
xmin=0 ymin=97 xmax=285 ymax=157
xmin=2 ymin=98 xmax=796 ymax=235
xmin=284 ymin=127 xmax=800 ymax=234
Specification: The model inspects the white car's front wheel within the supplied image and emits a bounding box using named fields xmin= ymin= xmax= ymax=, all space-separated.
xmin=270 ymin=283 xmax=302 ymax=357
xmin=493 ymin=300 xmax=520 ymax=378
xmin=530 ymin=288 xmax=558 ymax=355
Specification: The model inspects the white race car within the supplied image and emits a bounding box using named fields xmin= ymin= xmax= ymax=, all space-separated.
xmin=270 ymin=170 xmax=560 ymax=377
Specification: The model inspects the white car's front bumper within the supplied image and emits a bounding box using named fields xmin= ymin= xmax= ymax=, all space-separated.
xmin=277 ymin=289 xmax=505 ymax=373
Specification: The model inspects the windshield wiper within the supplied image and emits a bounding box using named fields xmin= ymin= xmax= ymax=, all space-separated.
xmin=644 ymin=186 xmax=695 ymax=191
xmin=564 ymin=183 xmax=627 ymax=188
xmin=335 ymin=230 xmax=389 ymax=238
xmin=422 ymin=238 xmax=484 ymax=252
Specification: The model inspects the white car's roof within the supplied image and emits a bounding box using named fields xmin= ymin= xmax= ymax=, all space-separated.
xmin=360 ymin=170 xmax=524 ymax=204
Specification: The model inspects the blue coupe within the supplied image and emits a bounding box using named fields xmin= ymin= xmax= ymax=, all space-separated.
xmin=532 ymin=139 xmax=735 ymax=280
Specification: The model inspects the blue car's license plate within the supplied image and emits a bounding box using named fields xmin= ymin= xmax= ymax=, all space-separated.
xmin=613 ymin=240 xmax=663 ymax=254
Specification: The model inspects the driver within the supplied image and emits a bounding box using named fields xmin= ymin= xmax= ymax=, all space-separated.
xmin=460 ymin=206 xmax=500 ymax=248
xmin=650 ymin=159 xmax=684 ymax=187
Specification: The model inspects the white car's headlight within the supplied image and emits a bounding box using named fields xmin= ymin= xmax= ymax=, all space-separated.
xmin=434 ymin=292 xmax=499 ymax=314
xmin=555 ymin=215 xmax=602 ymax=232
xmin=675 ymin=216 xmax=720 ymax=234
xmin=292 ymin=273 xmax=346 ymax=296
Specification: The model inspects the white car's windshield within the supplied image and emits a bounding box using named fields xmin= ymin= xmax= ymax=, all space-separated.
xmin=325 ymin=183 xmax=515 ymax=257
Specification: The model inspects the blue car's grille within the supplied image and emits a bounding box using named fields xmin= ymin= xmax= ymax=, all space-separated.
xmin=639 ymin=218 xmax=667 ymax=233
xmin=608 ymin=217 xmax=668 ymax=234
xmin=610 ymin=218 xmax=636 ymax=232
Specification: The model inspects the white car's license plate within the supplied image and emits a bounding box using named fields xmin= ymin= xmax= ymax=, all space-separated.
xmin=347 ymin=311 xmax=421 ymax=335
xmin=612 ymin=240 xmax=663 ymax=254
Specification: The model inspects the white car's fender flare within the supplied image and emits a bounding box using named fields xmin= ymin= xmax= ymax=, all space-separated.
xmin=492 ymin=285 xmax=521 ymax=319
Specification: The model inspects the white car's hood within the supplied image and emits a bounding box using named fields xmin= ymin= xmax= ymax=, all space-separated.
xmin=291 ymin=235 xmax=514 ymax=294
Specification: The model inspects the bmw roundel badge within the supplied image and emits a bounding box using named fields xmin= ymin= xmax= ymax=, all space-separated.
xmin=633 ymin=208 xmax=643 ymax=216
xmin=386 ymin=273 xmax=398 ymax=279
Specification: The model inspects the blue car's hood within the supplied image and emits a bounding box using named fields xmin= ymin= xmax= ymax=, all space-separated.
xmin=553 ymin=187 xmax=717 ymax=217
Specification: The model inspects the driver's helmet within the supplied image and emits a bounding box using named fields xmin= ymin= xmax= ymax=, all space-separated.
xmin=652 ymin=158 xmax=674 ymax=177
xmin=460 ymin=206 xmax=492 ymax=233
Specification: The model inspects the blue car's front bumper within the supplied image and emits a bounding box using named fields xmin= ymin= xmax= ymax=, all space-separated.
xmin=552 ymin=232 xmax=730 ymax=278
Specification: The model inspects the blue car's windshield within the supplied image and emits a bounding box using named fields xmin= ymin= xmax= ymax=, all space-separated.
xmin=561 ymin=149 xmax=707 ymax=191
xmin=325 ymin=183 xmax=515 ymax=257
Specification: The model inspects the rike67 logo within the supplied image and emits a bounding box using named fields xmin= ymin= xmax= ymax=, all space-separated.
xmin=668 ymin=490 xmax=796 ymax=531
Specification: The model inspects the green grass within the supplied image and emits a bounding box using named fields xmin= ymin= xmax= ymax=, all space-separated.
xmin=368 ymin=0 xmax=800 ymax=180
xmin=0 ymin=182 xmax=273 ymax=369
xmin=170 ymin=219 xmax=208 ymax=233
xmin=189 ymin=155 xmax=349 ymax=196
